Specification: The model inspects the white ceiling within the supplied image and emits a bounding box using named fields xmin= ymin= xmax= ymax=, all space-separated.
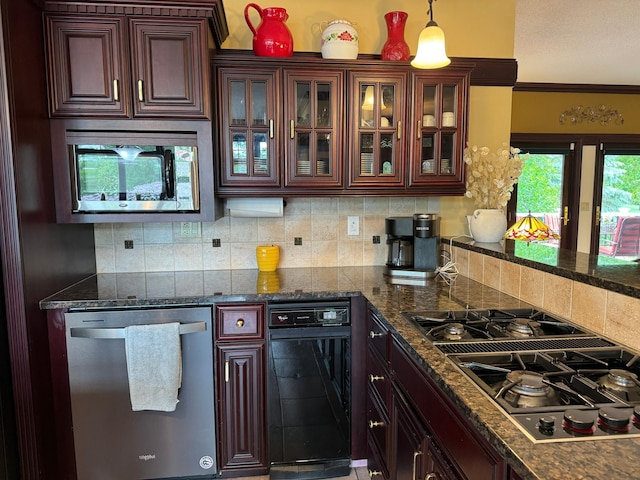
xmin=514 ymin=0 xmax=640 ymax=85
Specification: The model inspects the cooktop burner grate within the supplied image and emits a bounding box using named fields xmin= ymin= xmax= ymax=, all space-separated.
xmin=437 ymin=337 xmax=616 ymax=355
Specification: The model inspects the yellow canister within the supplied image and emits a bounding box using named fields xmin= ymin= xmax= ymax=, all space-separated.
xmin=256 ymin=245 xmax=279 ymax=271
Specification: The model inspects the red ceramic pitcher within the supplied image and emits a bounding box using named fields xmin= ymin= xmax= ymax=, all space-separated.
xmin=244 ymin=3 xmax=294 ymax=57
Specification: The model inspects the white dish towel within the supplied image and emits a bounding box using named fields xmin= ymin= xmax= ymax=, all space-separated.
xmin=124 ymin=322 xmax=182 ymax=412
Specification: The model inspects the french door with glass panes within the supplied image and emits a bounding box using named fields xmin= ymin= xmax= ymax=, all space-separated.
xmin=508 ymin=138 xmax=579 ymax=251
xmin=218 ymin=69 xmax=280 ymax=187
xmin=592 ymin=143 xmax=640 ymax=259
xmin=283 ymin=70 xmax=343 ymax=188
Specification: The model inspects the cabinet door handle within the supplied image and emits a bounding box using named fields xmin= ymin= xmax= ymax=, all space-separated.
xmin=413 ymin=451 xmax=423 ymax=480
xmin=368 ymin=420 xmax=385 ymax=429
xmin=236 ymin=318 xmax=245 ymax=328
xmin=269 ymin=119 xmax=274 ymax=138
xmin=290 ymin=119 xmax=295 ymax=139
xmin=225 ymin=360 xmax=230 ymax=383
xmin=369 ymin=374 xmax=385 ymax=383
xmin=417 ymin=120 xmax=422 ymax=139
xmin=368 ymin=470 xmax=382 ymax=478
xmin=563 ymin=205 xmax=570 ymax=226
xmin=137 ymin=80 xmax=144 ymax=102
xmin=397 ymin=120 xmax=402 ymax=140
xmin=369 ymin=331 xmax=384 ymax=339
xmin=113 ymin=80 xmax=119 ymax=101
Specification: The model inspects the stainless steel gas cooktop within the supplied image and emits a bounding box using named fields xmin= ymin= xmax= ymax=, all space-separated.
xmin=403 ymin=308 xmax=640 ymax=443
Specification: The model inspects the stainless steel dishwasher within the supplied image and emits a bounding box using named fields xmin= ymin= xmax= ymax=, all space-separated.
xmin=64 ymin=306 xmax=216 ymax=480
xmin=267 ymin=300 xmax=351 ymax=480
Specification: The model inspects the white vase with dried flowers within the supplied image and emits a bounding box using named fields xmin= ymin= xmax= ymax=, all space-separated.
xmin=464 ymin=144 xmax=528 ymax=243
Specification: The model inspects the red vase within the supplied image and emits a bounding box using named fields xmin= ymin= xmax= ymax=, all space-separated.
xmin=381 ymin=11 xmax=410 ymax=61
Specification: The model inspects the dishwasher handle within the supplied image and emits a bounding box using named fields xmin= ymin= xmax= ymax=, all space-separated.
xmin=70 ymin=321 xmax=206 ymax=339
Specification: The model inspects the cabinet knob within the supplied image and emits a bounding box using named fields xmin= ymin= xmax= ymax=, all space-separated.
xmin=425 ymin=474 xmax=437 ymax=480
xmin=369 ymin=331 xmax=384 ymax=339
xmin=368 ymin=420 xmax=385 ymax=429
xmin=368 ymin=470 xmax=382 ymax=478
xmin=236 ymin=318 xmax=245 ymax=328
xmin=369 ymin=374 xmax=385 ymax=383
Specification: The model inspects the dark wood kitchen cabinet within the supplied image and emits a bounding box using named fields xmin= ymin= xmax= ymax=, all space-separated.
xmin=212 ymin=50 xmax=476 ymax=198
xmin=389 ymin=337 xmax=506 ymax=480
xmin=45 ymin=15 xmax=210 ymax=118
xmin=407 ymin=71 xmax=470 ymax=194
xmin=215 ymin=303 xmax=268 ymax=475
xmin=348 ymin=71 xmax=407 ymax=189
xmin=215 ymin=60 xmax=344 ymax=193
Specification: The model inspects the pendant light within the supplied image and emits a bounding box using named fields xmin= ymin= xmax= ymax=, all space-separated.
xmin=411 ymin=0 xmax=451 ymax=69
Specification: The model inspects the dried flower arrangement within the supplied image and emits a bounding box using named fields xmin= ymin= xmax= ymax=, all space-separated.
xmin=464 ymin=144 xmax=528 ymax=209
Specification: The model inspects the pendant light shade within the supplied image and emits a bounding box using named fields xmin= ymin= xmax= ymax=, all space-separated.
xmin=504 ymin=212 xmax=560 ymax=242
xmin=411 ymin=0 xmax=451 ymax=69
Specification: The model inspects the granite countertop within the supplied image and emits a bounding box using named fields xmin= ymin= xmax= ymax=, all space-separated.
xmin=449 ymin=237 xmax=640 ymax=299
xmin=40 ymin=266 xmax=640 ymax=480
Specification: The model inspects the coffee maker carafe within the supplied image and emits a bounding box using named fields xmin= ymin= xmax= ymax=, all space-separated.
xmin=385 ymin=214 xmax=440 ymax=279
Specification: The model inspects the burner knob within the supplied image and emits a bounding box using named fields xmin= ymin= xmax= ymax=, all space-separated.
xmin=563 ymin=409 xmax=595 ymax=433
xmin=598 ymin=408 xmax=630 ymax=430
xmin=538 ymin=416 xmax=556 ymax=432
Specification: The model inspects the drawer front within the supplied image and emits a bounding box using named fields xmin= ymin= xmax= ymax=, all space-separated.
xmin=368 ymin=310 xmax=389 ymax=362
xmin=216 ymin=304 xmax=264 ymax=340
xmin=366 ymin=386 xmax=389 ymax=465
xmin=367 ymin=349 xmax=390 ymax=409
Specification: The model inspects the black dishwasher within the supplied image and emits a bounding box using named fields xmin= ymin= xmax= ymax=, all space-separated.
xmin=267 ymin=300 xmax=351 ymax=480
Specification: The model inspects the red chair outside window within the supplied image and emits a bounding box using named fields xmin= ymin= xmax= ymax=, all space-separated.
xmin=598 ymin=216 xmax=640 ymax=258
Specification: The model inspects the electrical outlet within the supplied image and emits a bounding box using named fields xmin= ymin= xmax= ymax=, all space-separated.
xmin=180 ymin=222 xmax=201 ymax=238
xmin=347 ymin=216 xmax=359 ymax=236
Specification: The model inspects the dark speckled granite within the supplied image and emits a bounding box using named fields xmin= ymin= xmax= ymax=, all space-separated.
xmin=449 ymin=237 xmax=640 ymax=299
xmin=40 ymin=266 xmax=640 ymax=480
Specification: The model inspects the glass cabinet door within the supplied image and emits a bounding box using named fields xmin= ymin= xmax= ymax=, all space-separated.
xmin=350 ymin=73 xmax=406 ymax=187
xmin=219 ymin=69 xmax=279 ymax=187
xmin=284 ymin=71 xmax=343 ymax=188
xmin=409 ymin=72 xmax=469 ymax=192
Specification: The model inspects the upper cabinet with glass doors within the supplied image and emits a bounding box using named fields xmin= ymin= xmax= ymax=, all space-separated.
xmin=349 ymin=72 xmax=407 ymax=188
xmin=217 ymin=69 xmax=280 ymax=187
xmin=283 ymin=70 xmax=344 ymax=188
xmin=408 ymin=70 xmax=471 ymax=193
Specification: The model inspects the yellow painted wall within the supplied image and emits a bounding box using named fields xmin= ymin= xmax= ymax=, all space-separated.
xmin=221 ymin=0 xmax=515 ymax=58
xmin=512 ymin=91 xmax=640 ymax=134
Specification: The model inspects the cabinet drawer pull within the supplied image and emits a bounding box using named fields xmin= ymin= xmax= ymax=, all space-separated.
xmin=369 ymin=374 xmax=385 ymax=383
xmin=368 ymin=420 xmax=384 ymax=429
xmin=137 ymin=79 xmax=144 ymax=101
xmin=113 ymin=79 xmax=119 ymax=101
xmin=369 ymin=331 xmax=384 ymax=339
xmin=368 ymin=470 xmax=382 ymax=478
xmin=225 ymin=360 xmax=230 ymax=383
xmin=290 ymin=119 xmax=295 ymax=139
xmin=269 ymin=119 xmax=274 ymax=138
xmin=236 ymin=318 xmax=245 ymax=328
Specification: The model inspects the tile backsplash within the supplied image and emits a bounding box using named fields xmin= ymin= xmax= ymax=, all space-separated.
xmin=94 ymin=196 xmax=441 ymax=273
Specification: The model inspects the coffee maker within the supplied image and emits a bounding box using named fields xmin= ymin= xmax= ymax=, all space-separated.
xmin=385 ymin=214 xmax=440 ymax=280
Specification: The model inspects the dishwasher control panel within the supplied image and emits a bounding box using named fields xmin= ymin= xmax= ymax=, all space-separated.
xmin=268 ymin=300 xmax=350 ymax=327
